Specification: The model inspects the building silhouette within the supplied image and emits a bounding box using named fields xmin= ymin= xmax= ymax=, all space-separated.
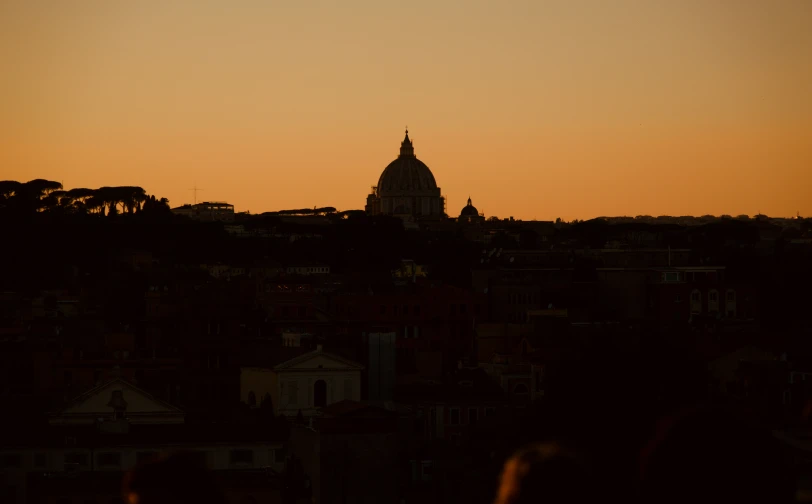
xmin=365 ymin=130 xmax=446 ymax=219
xmin=171 ymin=201 xmax=235 ymax=221
xmin=458 ymin=196 xmax=485 ymax=224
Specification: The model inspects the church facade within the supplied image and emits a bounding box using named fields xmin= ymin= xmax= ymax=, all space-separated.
xmin=365 ymin=130 xmax=446 ymax=218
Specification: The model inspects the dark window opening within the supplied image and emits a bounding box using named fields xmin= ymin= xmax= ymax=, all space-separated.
xmin=230 ymin=450 xmax=253 ymax=465
xmin=314 ymin=379 xmax=327 ymax=407
xmin=137 ymin=451 xmax=158 ymax=464
xmin=98 ymin=452 xmax=121 ymax=467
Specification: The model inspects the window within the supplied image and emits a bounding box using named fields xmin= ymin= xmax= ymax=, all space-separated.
xmin=468 ymin=408 xmax=478 ymax=425
xmin=0 ymin=453 xmax=21 ymax=468
xmin=513 ymin=383 xmax=529 ymax=395
xmin=663 ymin=272 xmax=681 ymax=283
xmin=413 ymin=326 xmax=420 ymax=339
xmin=136 ymin=451 xmax=158 ymax=464
xmin=709 ymin=291 xmax=718 ymax=302
xmin=726 ymin=290 xmax=736 ymax=302
xmin=414 ymin=305 xmax=421 ymax=316
xmin=393 ymin=305 xmax=398 ymax=316
xmin=343 ymin=379 xmax=353 ymax=400
xmin=485 ymin=407 xmax=496 ymax=417
xmin=460 ymin=304 xmax=467 ymax=314
xmin=403 ymin=305 xmax=409 ymax=316
xmin=247 ymin=391 xmax=257 ymax=407
xmin=287 ymin=381 xmax=299 ymax=405
xmin=450 ymin=408 xmax=460 ymax=425
xmin=65 ymin=452 xmax=88 ymax=466
xmin=230 ymin=450 xmax=254 ymax=465
xmin=98 ymin=452 xmax=121 ymax=467
xmin=189 ymin=451 xmax=209 ymax=468
xmin=674 ymin=295 xmax=682 ymax=303
xmin=449 ymin=304 xmax=456 ymax=315
xmin=379 ymin=305 xmax=386 ymax=315
xmin=690 ymin=289 xmax=702 ymax=313
xmin=271 ymin=448 xmax=287 ymax=464
xmin=314 ymin=380 xmax=327 ymax=408
xmin=34 ymin=452 xmax=47 ymax=468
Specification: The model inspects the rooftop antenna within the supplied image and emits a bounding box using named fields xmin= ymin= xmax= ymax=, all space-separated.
xmin=189 ymin=183 xmax=203 ymax=205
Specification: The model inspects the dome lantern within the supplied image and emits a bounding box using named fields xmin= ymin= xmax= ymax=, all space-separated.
xmin=400 ymin=128 xmax=415 ymax=157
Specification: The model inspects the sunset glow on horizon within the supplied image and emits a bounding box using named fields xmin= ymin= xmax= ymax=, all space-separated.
xmin=2 ymin=0 xmax=810 ymax=220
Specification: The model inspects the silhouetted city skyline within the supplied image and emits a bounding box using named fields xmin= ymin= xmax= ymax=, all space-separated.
xmin=2 ymin=2 xmax=810 ymax=219
xmin=2 ymin=2 xmax=811 ymax=503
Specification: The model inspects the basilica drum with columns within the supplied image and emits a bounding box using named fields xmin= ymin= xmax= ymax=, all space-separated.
xmin=365 ymin=130 xmax=446 ymax=219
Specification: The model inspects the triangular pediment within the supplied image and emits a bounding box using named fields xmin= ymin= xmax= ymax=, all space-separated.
xmin=274 ymin=351 xmax=364 ymax=372
xmin=52 ymin=378 xmax=183 ymax=425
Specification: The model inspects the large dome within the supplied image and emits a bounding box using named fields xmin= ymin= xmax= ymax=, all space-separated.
xmin=365 ymin=129 xmax=445 ymax=218
xmin=376 ymin=131 xmax=438 ymax=195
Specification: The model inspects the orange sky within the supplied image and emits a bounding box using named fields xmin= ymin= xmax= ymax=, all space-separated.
xmin=1 ymin=0 xmax=810 ymax=220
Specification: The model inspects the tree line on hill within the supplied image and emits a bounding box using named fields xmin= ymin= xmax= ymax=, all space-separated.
xmin=0 ymin=179 xmax=170 ymax=216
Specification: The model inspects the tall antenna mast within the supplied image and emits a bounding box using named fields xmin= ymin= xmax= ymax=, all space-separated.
xmin=189 ymin=183 xmax=203 ymax=205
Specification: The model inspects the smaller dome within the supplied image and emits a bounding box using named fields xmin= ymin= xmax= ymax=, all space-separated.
xmin=460 ymin=196 xmax=479 ymax=217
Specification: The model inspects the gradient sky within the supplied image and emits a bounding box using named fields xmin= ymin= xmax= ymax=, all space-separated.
xmin=1 ymin=0 xmax=810 ymax=220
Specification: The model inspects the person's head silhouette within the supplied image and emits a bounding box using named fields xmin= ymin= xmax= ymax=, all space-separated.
xmin=494 ymin=442 xmax=594 ymax=504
